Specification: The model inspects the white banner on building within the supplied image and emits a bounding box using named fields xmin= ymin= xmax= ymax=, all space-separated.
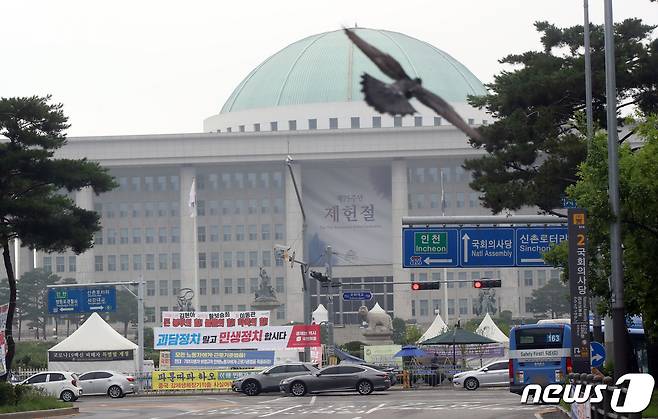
xmin=154 ymin=325 xmax=321 ymax=350
xmin=0 ymin=303 xmax=8 ymax=375
xmin=303 ymin=165 xmax=392 ymax=265
xmin=162 ymin=311 xmax=270 ymax=328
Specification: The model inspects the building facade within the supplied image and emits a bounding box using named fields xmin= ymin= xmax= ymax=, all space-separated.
xmin=10 ymin=28 xmax=558 ymax=334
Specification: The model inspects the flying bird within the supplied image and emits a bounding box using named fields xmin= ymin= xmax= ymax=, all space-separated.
xmin=344 ymin=28 xmax=483 ymax=141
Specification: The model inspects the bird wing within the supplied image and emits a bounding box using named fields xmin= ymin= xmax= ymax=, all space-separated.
xmin=413 ymin=87 xmax=483 ymax=141
xmin=345 ymin=28 xmax=411 ymax=81
xmin=361 ymin=74 xmax=416 ymax=116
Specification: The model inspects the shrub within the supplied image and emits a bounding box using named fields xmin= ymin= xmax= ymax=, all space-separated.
xmin=0 ymin=382 xmax=17 ymax=406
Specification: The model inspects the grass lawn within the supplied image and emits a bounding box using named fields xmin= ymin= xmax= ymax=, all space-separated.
xmin=0 ymin=397 xmax=71 ymax=414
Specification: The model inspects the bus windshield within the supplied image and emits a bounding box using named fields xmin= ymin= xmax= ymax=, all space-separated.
xmin=515 ymin=327 xmax=564 ymax=350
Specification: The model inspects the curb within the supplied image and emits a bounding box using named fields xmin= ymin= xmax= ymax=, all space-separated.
xmin=0 ymin=407 xmax=79 ymax=419
xmin=534 ymin=406 xmax=570 ymax=419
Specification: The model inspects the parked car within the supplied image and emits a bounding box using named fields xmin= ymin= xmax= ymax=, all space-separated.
xmin=232 ymin=363 xmax=319 ymax=396
xmin=452 ymin=360 xmax=509 ymax=390
xmin=339 ymin=361 xmax=398 ymax=385
xmin=19 ymin=371 xmax=83 ymax=402
xmin=78 ymin=370 xmax=136 ymax=398
xmin=280 ymin=364 xmax=391 ymax=396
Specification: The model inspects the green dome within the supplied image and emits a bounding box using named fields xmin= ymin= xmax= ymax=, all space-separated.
xmin=220 ymin=28 xmax=487 ymax=113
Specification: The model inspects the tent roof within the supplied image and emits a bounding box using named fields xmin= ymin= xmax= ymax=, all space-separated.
xmin=49 ymin=312 xmax=138 ymax=352
xmin=334 ymin=347 xmax=366 ymax=363
xmin=418 ymin=328 xmax=498 ymax=345
xmin=417 ymin=312 xmax=448 ymax=344
xmin=476 ymin=313 xmax=508 ymax=343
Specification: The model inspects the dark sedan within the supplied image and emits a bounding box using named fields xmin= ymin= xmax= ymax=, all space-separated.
xmin=279 ymin=364 xmax=391 ymax=396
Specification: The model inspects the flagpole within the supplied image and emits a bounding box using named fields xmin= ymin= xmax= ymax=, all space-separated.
xmin=441 ymin=170 xmax=449 ymax=325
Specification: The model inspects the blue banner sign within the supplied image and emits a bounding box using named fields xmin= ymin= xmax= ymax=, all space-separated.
xmin=403 ymin=226 xmax=567 ymax=268
xmin=48 ymin=287 xmax=116 ymax=314
xmin=342 ymin=290 xmax=373 ymax=301
xmin=169 ymin=350 xmax=275 ymax=368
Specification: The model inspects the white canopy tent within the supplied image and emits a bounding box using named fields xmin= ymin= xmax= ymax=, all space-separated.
xmin=48 ymin=312 xmax=138 ymax=374
xmin=417 ymin=312 xmax=448 ymax=343
xmin=475 ymin=313 xmax=509 ymax=347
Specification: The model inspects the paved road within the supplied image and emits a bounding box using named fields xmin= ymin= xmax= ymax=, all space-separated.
xmin=69 ymin=388 xmax=546 ymax=419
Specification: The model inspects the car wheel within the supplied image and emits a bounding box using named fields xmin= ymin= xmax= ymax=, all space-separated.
xmin=108 ymin=385 xmax=123 ymax=399
xmin=464 ymin=377 xmax=479 ymax=391
xmin=356 ymin=380 xmax=374 ymax=395
xmin=60 ymin=390 xmax=75 ymax=402
xmin=290 ymin=381 xmax=307 ymax=397
xmin=242 ymin=380 xmax=261 ymax=396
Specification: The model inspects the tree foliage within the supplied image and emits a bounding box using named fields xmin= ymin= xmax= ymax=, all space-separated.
xmin=0 ymin=95 xmax=116 ymax=379
xmin=465 ymin=18 xmax=658 ymax=214
xmin=16 ymin=269 xmax=59 ymax=340
xmin=527 ymin=276 xmax=570 ymax=319
xmin=107 ymin=289 xmax=138 ymax=338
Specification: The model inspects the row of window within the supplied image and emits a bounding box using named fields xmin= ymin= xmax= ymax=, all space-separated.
xmin=408 ymin=192 xmax=480 ymax=210
xmin=411 ymin=298 xmax=479 ymax=317
xmin=195 ymin=172 xmax=283 ymax=191
xmin=220 ymin=116 xmax=486 ymax=133
xmin=145 ymin=304 xmax=286 ymax=323
xmin=94 ymin=253 xmax=181 ymax=272
xmin=408 ymin=166 xmax=468 ymax=184
xmin=94 ymin=224 xmax=285 ymax=246
xmin=95 ymin=198 xmax=286 ymax=219
xmin=42 ymin=256 xmax=76 ymax=273
xmin=116 ymin=175 xmax=180 ymax=193
xmin=198 ymin=250 xmax=284 ymax=269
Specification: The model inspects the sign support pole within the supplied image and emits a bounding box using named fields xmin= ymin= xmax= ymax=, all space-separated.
xmin=137 ymin=277 xmax=145 ymax=390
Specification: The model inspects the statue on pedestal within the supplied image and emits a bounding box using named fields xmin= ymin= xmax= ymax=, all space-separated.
xmin=358 ymin=302 xmax=393 ymax=343
xmin=252 ymin=267 xmax=281 ymax=310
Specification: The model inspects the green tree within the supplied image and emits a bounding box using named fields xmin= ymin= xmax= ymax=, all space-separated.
xmin=464 ymin=17 xmax=658 ymax=214
xmin=107 ymin=289 xmax=138 ymax=337
xmin=404 ymin=325 xmax=423 ymax=345
xmin=526 ymin=277 xmax=570 ymax=319
xmin=0 ymin=96 xmax=116 ymax=380
xmin=392 ymin=317 xmax=406 ymax=345
xmin=545 ymin=117 xmax=658 ymax=379
xmin=16 ymin=269 xmax=59 ymax=340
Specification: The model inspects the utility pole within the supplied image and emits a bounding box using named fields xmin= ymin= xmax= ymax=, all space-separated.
xmin=603 ymin=0 xmax=629 ymax=379
xmin=325 ymin=245 xmax=335 ymax=358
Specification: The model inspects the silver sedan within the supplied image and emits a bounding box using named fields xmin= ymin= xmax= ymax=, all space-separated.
xmin=279 ymin=364 xmax=391 ymax=396
xmin=452 ymin=360 xmax=509 ymax=390
xmin=78 ymin=370 xmax=136 ymax=398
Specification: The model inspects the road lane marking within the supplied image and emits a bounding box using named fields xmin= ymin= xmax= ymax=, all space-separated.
xmin=365 ymin=403 xmax=386 ymax=414
xmin=259 ymin=396 xmax=288 ymax=403
xmin=310 ymin=396 xmax=316 ymax=405
xmin=258 ymin=404 xmax=303 ymax=417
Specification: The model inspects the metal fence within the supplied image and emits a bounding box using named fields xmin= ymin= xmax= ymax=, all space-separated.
xmin=568 ymin=373 xmax=641 ymax=419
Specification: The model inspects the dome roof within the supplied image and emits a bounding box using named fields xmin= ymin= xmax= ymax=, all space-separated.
xmin=220 ymin=28 xmax=486 ymax=114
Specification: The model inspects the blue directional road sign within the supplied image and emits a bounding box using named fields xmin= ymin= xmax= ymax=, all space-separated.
xmin=516 ymin=227 xmax=568 ymax=267
xmin=590 ymin=342 xmax=606 ymax=368
xmin=48 ymin=287 xmax=116 ymax=314
xmin=342 ymin=290 xmax=373 ymax=301
xmin=403 ymin=228 xmax=459 ymax=268
xmin=460 ymin=228 xmax=514 ymax=267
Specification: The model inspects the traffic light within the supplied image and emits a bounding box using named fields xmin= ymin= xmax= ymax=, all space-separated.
xmin=411 ymin=282 xmax=441 ymax=290
xmin=473 ymin=279 xmax=502 ymax=289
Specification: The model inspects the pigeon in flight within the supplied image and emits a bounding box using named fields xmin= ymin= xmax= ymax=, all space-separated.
xmin=344 ymin=28 xmax=483 ymax=141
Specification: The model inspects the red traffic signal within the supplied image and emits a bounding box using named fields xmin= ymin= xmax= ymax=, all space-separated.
xmin=411 ymin=282 xmax=441 ymax=291
xmin=473 ymin=279 xmax=502 ymax=289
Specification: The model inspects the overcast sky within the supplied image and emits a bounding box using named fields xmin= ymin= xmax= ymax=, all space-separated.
xmin=1 ymin=0 xmax=656 ymax=137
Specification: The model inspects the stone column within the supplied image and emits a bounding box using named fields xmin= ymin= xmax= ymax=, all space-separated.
xmin=179 ymin=166 xmax=199 ymax=310
xmin=285 ymin=163 xmax=304 ymax=323
xmin=391 ymin=159 xmax=411 ymax=320
xmin=75 ymin=187 xmax=95 ymax=284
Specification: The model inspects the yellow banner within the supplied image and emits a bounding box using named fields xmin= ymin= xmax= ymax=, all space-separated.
xmin=152 ymin=369 xmax=258 ymax=390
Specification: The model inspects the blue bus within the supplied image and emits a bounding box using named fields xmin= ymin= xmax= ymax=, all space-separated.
xmin=508 ymin=323 xmax=572 ymax=395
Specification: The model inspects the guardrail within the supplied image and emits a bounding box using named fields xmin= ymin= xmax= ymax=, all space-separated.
xmin=568 ymin=373 xmax=641 ymax=419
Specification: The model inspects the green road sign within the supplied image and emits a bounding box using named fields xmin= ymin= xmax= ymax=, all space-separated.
xmin=414 ymin=232 xmax=448 ymax=254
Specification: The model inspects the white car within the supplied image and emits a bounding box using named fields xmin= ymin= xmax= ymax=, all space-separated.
xmin=20 ymin=371 xmax=83 ymax=402
xmin=78 ymin=370 xmax=136 ymax=398
xmin=452 ymin=360 xmax=509 ymax=390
